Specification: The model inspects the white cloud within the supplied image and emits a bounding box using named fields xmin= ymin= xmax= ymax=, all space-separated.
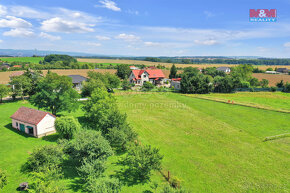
xmin=41 ymin=17 xmax=94 ymax=33
xmin=126 ymin=10 xmax=139 ymax=15
xmin=86 ymin=42 xmax=102 ymax=47
xmin=194 ymin=39 xmax=219 ymax=45
xmin=3 ymin=28 xmax=34 ymax=37
xmin=0 ymin=16 xmax=32 ymax=28
xmin=97 ymin=0 xmax=121 ymax=11
xmin=95 ymin=35 xmax=111 ymax=40
xmin=0 ymin=40 xmax=3 ymax=43
xmin=204 ymin=11 xmax=215 ymax=18
xmin=144 ymin=41 xmax=161 ymax=47
xmin=115 ymin=33 xmax=140 ymax=42
xmin=9 ymin=6 xmax=49 ymax=19
xmin=39 ymin=32 xmax=61 ymax=41
xmin=283 ymin=42 xmax=290 ymax=48
xmin=0 ymin=5 xmax=7 ymax=16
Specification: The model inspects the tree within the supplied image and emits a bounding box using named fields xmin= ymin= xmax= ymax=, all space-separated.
xmin=122 ymin=76 xmax=133 ymax=90
xmin=122 ymin=144 xmax=163 ymax=181
xmin=10 ymin=75 xmax=32 ymax=100
xmin=230 ymin=64 xmax=253 ymax=87
xmin=30 ymin=72 xmax=79 ymax=115
xmin=55 ymin=116 xmax=81 ymax=140
xmin=81 ymin=79 xmax=106 ymax=97
xmin=282 ymin=82 xmax=290 ymax=93
xmin=28 ymin=166 xmax=66 ymax=193
xmin=142 ymin=81 xmax=155 ymax=91
xmin=116 ymin=64 xmax=131 ymax=79
xmin=203 ymin=67 xmax=226 ymax=77
xmin=276 ymin=80 xmax=284 ymax=88
xmin=106 ymin=73 xmax=121 ymax=89
xmin=67 ymin=130 xmax=113 ymax=164
xmin=26 ymin=145 xmax=64 ymax=172
xmin=83 ymin=89 xmax=137 ymax=148
xmin=78 ymin=158 xmax=106 ymax=181
xmin=213 ymin=76 xmax=235 ymax=93
xmin=183 ymin=67 xmax=199 ymax=77
xmin=260 ymin=79 xmax=269 ymax=88
xmin=0 ymin=169 xmax=7 ymax=189
xmin=169 ymin=64 xmax=177 ymax=79
xmin=23 ymin=69 xmax=43 ymax=96
xmin=180 ymin=74 xmax=213 ymax=94
xmin=0 ymin=84 xmax=9 ymax=103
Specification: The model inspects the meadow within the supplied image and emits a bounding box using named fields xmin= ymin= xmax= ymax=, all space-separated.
xmin=1 ymin=92 xmax=289 ymax=192
xmin=0 ymin=57 xmax=43 ymax=64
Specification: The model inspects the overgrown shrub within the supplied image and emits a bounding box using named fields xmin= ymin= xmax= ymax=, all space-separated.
xmin=25 ymin=145 xmax=64 ymax=172
xmin=77 ymin=158 xmax=106 ymax=181
xmin=55 ymin=116 xmax=81 ymax=140
xmin=0 ymin=169 xmax=7 ymax=189
xmin=270 ymin=86 xmax=277 ymax=92
xmin=85 ymin=177 xmax=121 ymax=193
xmin=142 ymin=81 xmax=155 ymax=91
xmin=282 ymin=82 xmax=290 ymax=93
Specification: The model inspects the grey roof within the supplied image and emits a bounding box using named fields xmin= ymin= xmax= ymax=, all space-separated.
xmin=276 ymin=68 xmax=288 ymax=71
xmin=67 ymin=75 xmax=87 ymax=84
xmin=217 ymin=67 xmax=230 ymax=71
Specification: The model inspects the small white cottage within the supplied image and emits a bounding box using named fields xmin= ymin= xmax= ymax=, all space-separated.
xmin=10 ymin=107 xmax=56 ymax=138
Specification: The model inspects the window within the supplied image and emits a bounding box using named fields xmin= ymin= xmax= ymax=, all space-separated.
xmin=16 ymin=122 xmax=18 ymax=127
xmin=143 ymin=75 xmax=146 ymax=78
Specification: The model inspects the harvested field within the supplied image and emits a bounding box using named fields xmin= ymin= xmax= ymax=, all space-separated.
xmin=253 ymin=73 xmax=290 ymax=86
xmin=77 ymin=58 xmax=289 ymax=70
xmin=0 ymin=69 xmax=117 ymax=84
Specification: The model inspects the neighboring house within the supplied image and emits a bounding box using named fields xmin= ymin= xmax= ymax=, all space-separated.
xmin=265 ymin=71 xmax=278 ymax=74
xmin=9 ymin=71 xmax=25 ymax=80
xmin=0 ymin=64 xmax=10 ymax=70
xmin=129 ymin=69 xmax=165 ymax=86
xmin=171 ymin=78 xmax=182 ymax=90
xmin=130 ymin=66 xmax=138 ymax=70
xmin=217 ymin=67 xmax=231 ymax=73
xmin=12 ymin=65 xmax=22 ymax=68
xmin=67 ymin=75 xmax=87 ymax=91
xmin=276 ymin=68 xmax=289 ymax=74
xmin=10 ymin=107 xmax=56 ymax=138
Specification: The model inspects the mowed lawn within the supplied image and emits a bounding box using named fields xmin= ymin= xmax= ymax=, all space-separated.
xmin=117 ymin=92 xmax=290 ymax=192
xmin=186 ymin=92 xmax=290 ymax=112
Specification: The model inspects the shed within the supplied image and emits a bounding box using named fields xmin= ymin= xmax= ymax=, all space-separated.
xmin=10 ymin=107 xmax=56 ymax=138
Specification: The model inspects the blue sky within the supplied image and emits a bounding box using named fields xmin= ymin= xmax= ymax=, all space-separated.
xmin=0 ymin=0 xmax=290 ymax=57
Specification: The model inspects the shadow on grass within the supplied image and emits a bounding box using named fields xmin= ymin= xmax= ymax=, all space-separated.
xmin=112 ymin=160 xmax=150 ymax=187
xmin=62 ymin=159 xmax=83 ymax=192
xmin=4 ymin=123 xmax=34 ymax=138
xmin=42 ymin=134 xmax=59 ymax=142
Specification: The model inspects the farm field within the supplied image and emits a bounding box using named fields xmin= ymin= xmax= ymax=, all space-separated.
xmin=0 ymin=92 xmax=289 ymax=192
xmin=0 ymin=69 xmax=289 ymax=86
xmin=253 ymin=73 xmax=290 ymax=86
xmin=77 ymin=58 xmax=290 ymax=71
xmin=0 ymin=57 xmax=43 ymax=64
xmin=185 ymin=92 xmax=290 ymax=112
xmin=117 ymin=92 xmax=290 ymax=192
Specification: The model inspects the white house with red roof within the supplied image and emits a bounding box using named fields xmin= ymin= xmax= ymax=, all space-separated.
xmin=129 ymin=69 xmax=165 ymax=86
xmin=10 ymin=107 xmax=56 ymax=138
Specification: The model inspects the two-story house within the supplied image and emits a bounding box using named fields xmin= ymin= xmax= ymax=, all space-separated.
xmin=129 ymin=69 xmax=165 ymax=86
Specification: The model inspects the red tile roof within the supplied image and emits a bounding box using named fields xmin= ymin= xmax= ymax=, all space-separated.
xmin=131 ymin=69 xmax=165 ymax=80
xmin=10 ymin=71 xmax=24 ymax=77
xmin=13 ymin=65 xmax=22 ymax=68
xmin=172 ymin=78 xmax=181 ymax=81
xmin=10 ymin=107 xmax=55 ymax=126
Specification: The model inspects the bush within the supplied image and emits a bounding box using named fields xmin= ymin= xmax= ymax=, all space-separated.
xmin=142 ymin=81 xmax=155 ymax=91
xmin=122 ymin=144 xmax=163 ymax=181
xmin=67 ymin=130 xmax=113 ymax=164
xmin=282 ymin=82 xmax=290 ymax=93
xmin=240 ymin=81 xmax=250 ymax=88
xmin=78 ymin=158 xmax=106 ymax=182
xmin=276 ymin=80 xmax=284 ymax=88
xmin=55 ymin=116 xmax=81 ymax=140
xmin=26 ymin=145 xmax=64 ymax=172
xmin=270 ymin=86 xmax=277 ymax=92
xmin=0 ymin=169 xmax=7 ymax=189
xmin=85 ymin=177 xmax=121 ymax=193
xmin=28 ymin=167 xmax=66 ymax=193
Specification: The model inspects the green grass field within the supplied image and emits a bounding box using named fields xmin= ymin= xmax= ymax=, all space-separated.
xmin=0 ymin=57 xmax=43 ymax=64
xmin=0 ymin=92 xmax=289 ymax=192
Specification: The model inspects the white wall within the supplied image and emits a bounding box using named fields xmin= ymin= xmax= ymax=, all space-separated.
xmin=171 ymin=81 xmax=181 ymax=90
xmin=37 ymin=114 xmax=56 ymax=136
xmin=12 ymin=119 xmax=36 ymax=136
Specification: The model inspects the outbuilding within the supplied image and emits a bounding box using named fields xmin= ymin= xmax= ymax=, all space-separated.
xmin=10 ymin=107 xmax=56 ymax=138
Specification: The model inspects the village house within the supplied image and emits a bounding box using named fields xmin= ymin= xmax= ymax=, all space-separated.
xmin=129 ymin=66 xmax=138 ymax=70
xmin=129 ymin=69 xmax=165 ymax=86
xmin=171 ymin=78 xmax=182 ymax=90
xmin=10 ymin=107 xmax=56 ymax=138
xmin=217 ymin=67 xmax=231 ymax=73
xmin=67 ymin=75 xmax=87 ymax=91
xmin=276 ymin=68 xmax=289 ymax=74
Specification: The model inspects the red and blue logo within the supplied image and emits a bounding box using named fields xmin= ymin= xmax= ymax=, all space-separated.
xmin=249 ymin=9 xmax=277 ymax=22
